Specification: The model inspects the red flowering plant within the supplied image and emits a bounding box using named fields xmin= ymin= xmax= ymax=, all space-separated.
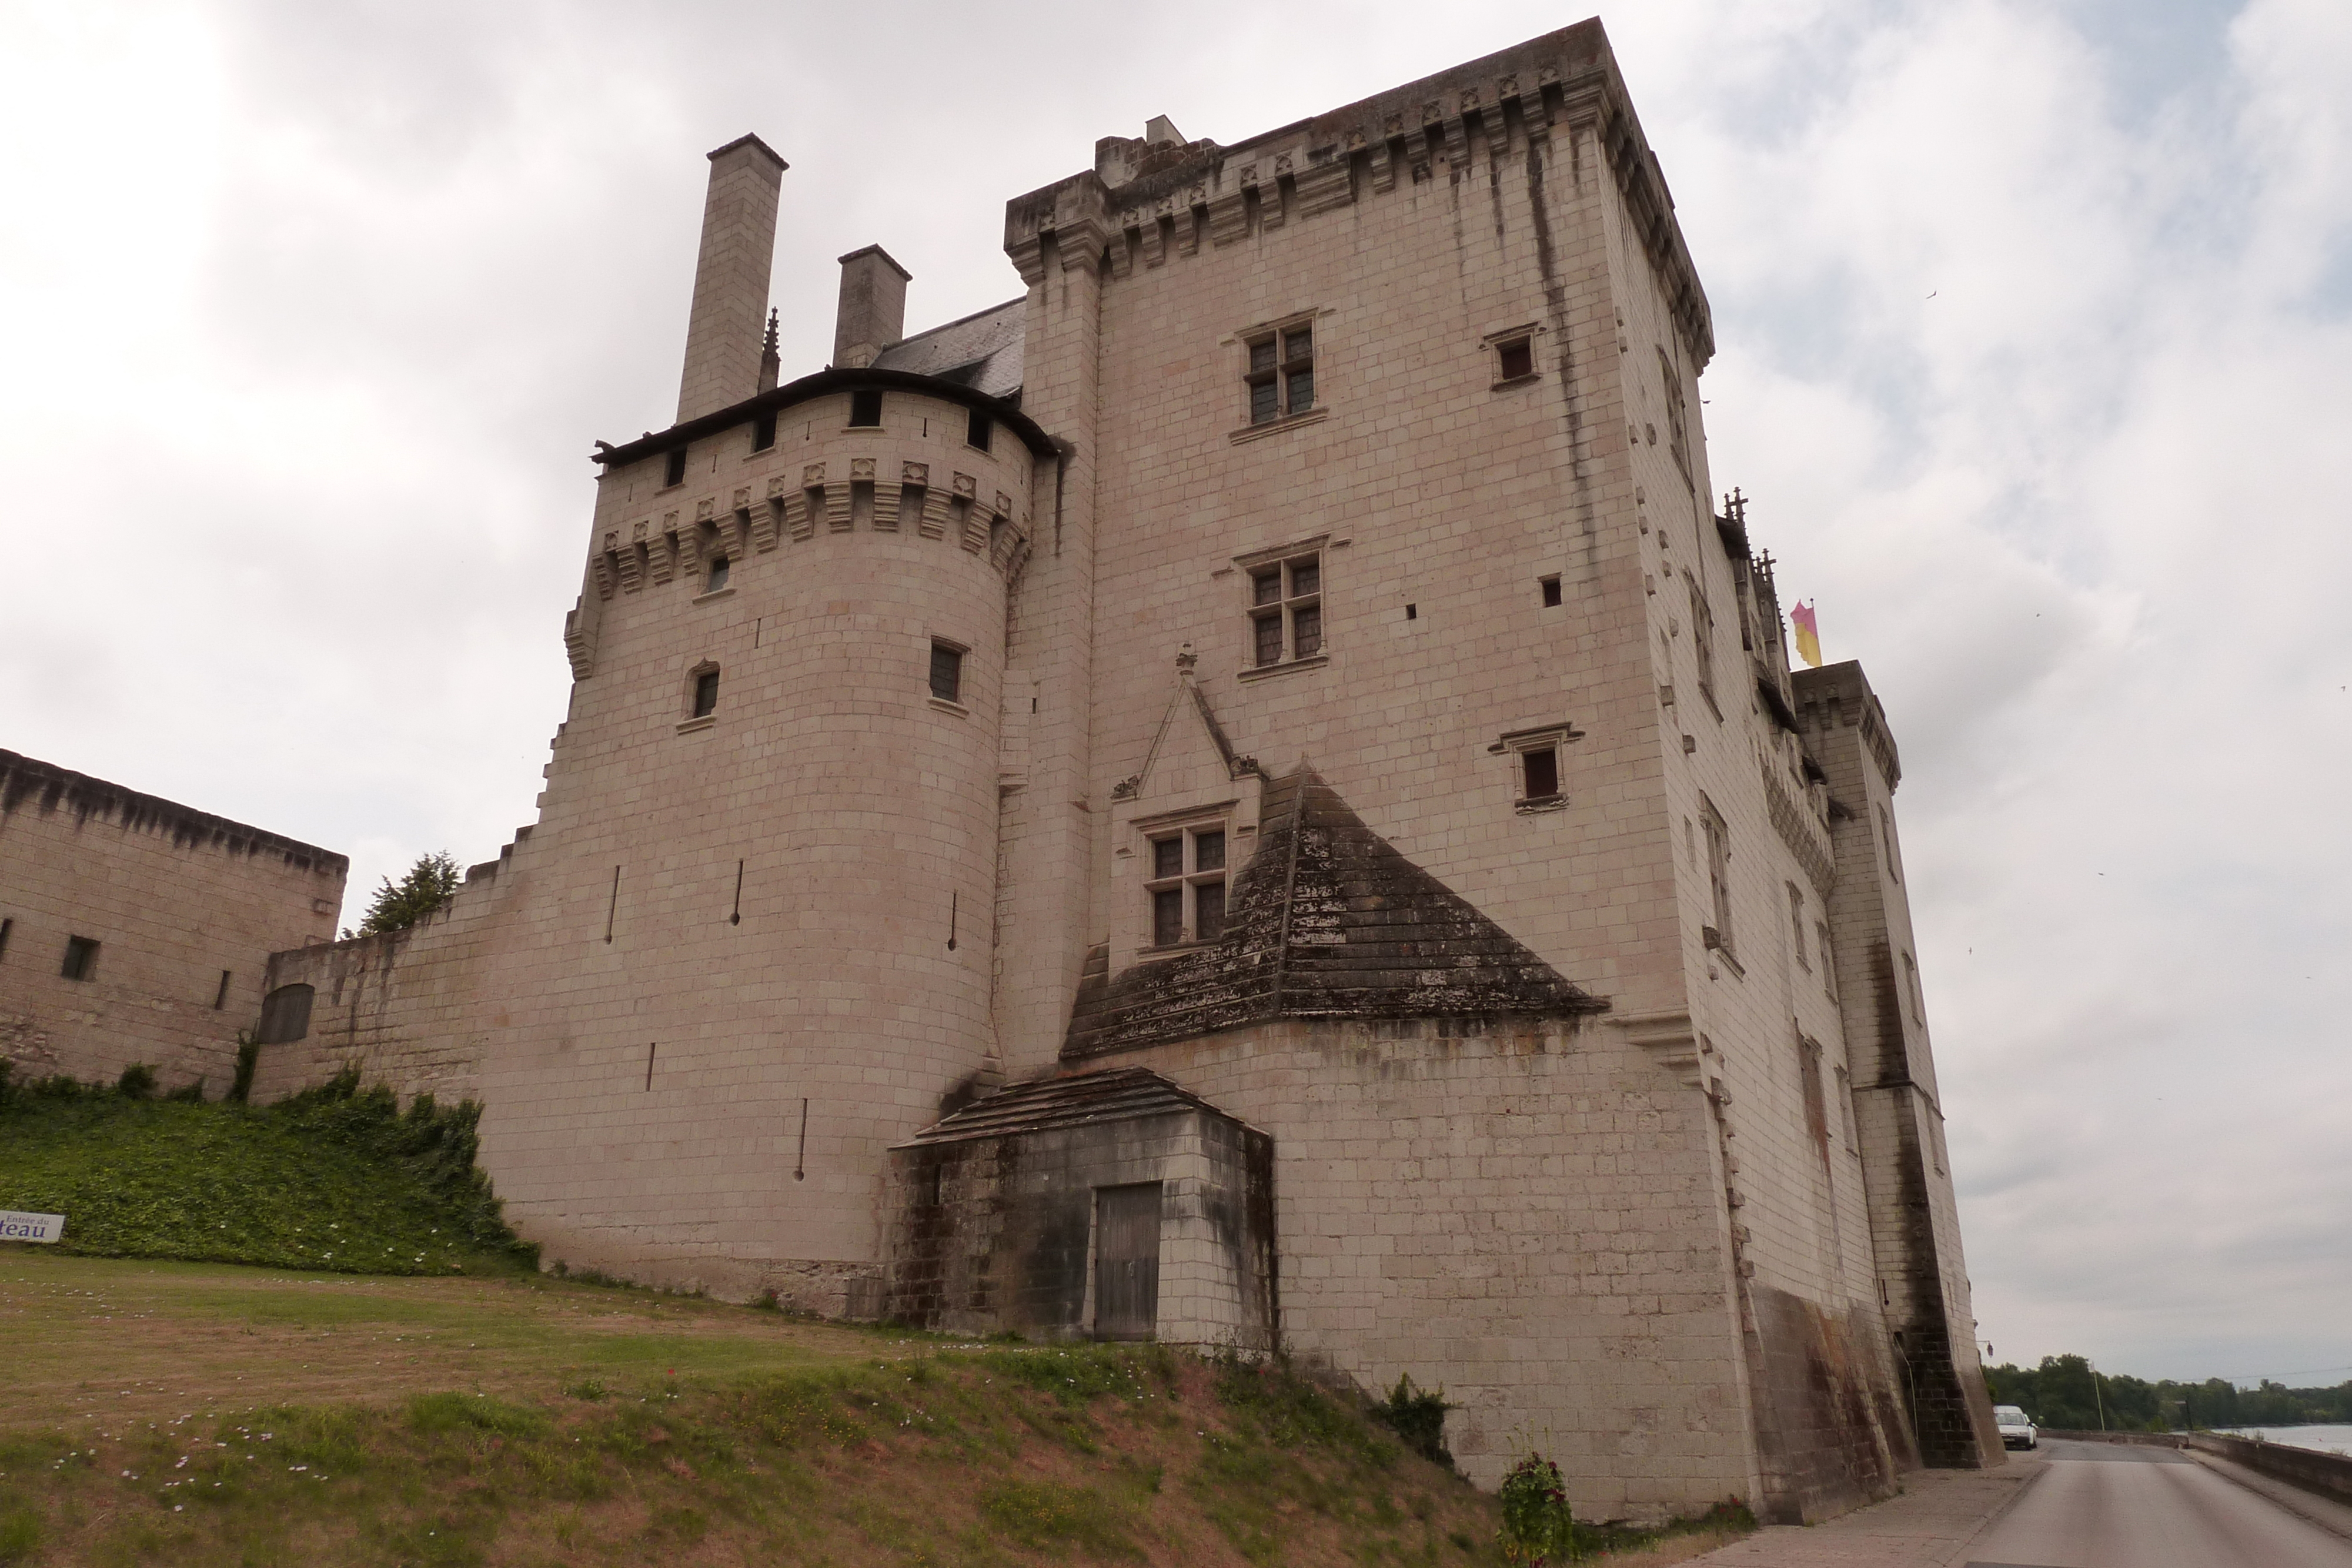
xmin=1498 ymin=1453 xmax=1581 ymax=1564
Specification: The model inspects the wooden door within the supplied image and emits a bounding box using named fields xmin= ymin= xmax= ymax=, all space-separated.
xmin=1093 ymin=1183 xmax=1162 ymax=1341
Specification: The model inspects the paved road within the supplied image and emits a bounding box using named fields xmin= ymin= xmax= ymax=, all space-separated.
xmin=1965 ymin=1439 xmax=2352 ymax=1567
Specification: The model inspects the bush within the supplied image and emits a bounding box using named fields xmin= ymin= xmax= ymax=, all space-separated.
xmin=353 ymin=851 xmax=461 ymax=937
xmin=1499 ymin=1453 xmax=1579 ymax=1565
xmin=1372 ymin=1373 xmax=1455 ymax=1466
xmin=115 ymin=1062 xmax=156 ymax=1099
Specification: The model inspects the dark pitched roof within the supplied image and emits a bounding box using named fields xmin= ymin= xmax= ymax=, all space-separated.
xmin=898 ymin=1066 xmax=1229 ymax=1146
xmin=871 ymin=297 xmax=1024 ymax=400
xmin=1064 ymin=768 xmax=1605 ymax=1060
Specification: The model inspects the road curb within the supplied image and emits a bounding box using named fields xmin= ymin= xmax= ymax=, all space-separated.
xmin=1942 ymin=1455 xmax=2051 ymax=1565
xmin=2184 ymin=1447 xmax=2352 ymax=1546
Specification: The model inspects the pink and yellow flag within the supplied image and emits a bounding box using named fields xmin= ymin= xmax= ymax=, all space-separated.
xmin=1791 ymin=601 xmax=1822 ymax=668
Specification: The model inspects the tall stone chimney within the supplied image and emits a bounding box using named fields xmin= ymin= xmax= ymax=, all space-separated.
xmin=676 ymin=133 xmax=788 ymax=424
xmin=831 ymin=245 xmax=911 ymax=369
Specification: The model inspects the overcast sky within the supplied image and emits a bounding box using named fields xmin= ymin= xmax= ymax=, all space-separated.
xmin=2 ymin=0 xmax=2345 ymax=1387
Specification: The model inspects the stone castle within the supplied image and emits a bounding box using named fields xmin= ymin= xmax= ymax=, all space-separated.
xmin=0 ymin=20 xmax=2002 ymax=1522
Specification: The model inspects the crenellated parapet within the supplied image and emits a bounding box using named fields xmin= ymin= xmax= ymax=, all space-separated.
xmin=592 ymin=454 xmax=1031 ymax=605
xmin=1003 ymin=19 xmax=1714 ymax=368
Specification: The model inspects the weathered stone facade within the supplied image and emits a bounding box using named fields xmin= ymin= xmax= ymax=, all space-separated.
xmin=0 ymin=750 xmax=344 ymax=1091
xmin=17 ymin=18 xmax=2004 ymax=1525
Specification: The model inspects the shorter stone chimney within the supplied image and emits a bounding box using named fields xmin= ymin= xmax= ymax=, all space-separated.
xmin=832 ymin=246 xmax=911 ymax=369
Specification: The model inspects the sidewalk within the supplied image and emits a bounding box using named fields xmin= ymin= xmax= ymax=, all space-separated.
xmin=1687 ymin=1457 xmax=2045 ymax=1567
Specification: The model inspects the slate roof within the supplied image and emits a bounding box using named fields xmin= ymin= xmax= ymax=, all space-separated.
xmin=898 ymin=1066 xmax=1229 ymax=1146
xmin=872 ymin=297 xmax=1024 ymax=401
xmin=1064 ymin=769 xmax=1605 ymax=1060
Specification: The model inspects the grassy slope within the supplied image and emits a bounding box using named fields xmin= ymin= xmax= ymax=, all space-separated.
xmin=0 ymin=1076 xmax=534 ymax=1276
xmin=0 ymin=1086 xmax=1755 ymax=1564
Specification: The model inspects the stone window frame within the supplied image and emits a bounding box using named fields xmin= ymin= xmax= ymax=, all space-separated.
xmin=1226 ymin=309 xmax=1330 ymax=443
xmin=1489 ymin=721 xmax=1582 ymax=814
xmin=61 ymin=935 xmax=100 ymax=982
xmin=1137 ymin=808 xmax=1232 ymax=954
xmin=1877 ymin=803 xmax=1905 ymax=885
xmin=1817 ymin=922 xmax=1837 ymax=1000
xmin=927 ymin=637 xmax=969 ymax=715
xmin=1485 ymin=322 xmax=1542 ymax=389
xmin=1235 ymin=536 xmax=1327 ymax=679
xmin=1689 ymin=577 xmax=1721 ymax=720
xmin=1658 ymin=346 xmax=1691 ymax=489
xmin=678 ymin=660 xmax=721 ymax=732
xmin=1699 ymin=793 xmax=1739 ymax=972
xmin=1242 ymin=314 xmax=1317 ymax=426
xmin=1835 ymin=1064 xmax=1863 ymax=1158
xmin=1787 ymin=882 xmax=1809 ymax=971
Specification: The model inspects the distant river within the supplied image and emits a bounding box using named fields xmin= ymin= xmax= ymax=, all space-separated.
xmin=2219 ymin=1424 xmax=2352 ymax=1457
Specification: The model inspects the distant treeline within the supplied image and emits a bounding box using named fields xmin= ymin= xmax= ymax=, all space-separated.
xmin=1986 ymin=1354 xmax=2352 ymax=1432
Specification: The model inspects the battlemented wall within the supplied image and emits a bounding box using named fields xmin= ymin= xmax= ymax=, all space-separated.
xmin=0 ymin=750 xmax=343 ymax=1091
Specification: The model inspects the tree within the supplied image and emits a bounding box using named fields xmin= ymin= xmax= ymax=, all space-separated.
xmin=352 ymin=851 xmax=462 ymax=937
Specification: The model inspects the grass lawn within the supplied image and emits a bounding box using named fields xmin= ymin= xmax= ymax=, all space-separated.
xmin=0 ymin=1254 xmax=1752 ymax=1567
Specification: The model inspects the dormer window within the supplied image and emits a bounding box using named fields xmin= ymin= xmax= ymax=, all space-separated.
xmin=1145 ymin=824 xmax=1228 ymax=948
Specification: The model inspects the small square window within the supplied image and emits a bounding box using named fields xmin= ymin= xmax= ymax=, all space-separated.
xmin=849 ymin=389 xmax=883 ymax=427
xmin=1496 ymin=336 xmax=1534 ymax=380
xmin=1245 ymin=549 xmax=1324 ymax=668
xmin=966 ymin=407 xmax=993 ymax=452
xmin=752 ymin=413 xmax=777 ymax=452
xmin=1521 ymin=747 xmax=1559 ymax=801
xmin=929 ymin=641 xmax=964 ymax=704
xmin=61 ymin=935 xmax=99 ymax=981
xmin=663 ymin=448 xmax=687 ymax=487
xmin=1540 ymin=575 xmax=1562 ymax=607
xmin=706 ymin=556 xmax=730 ymax=593
xmin=692 ymin=668 xmax=721 ymax=718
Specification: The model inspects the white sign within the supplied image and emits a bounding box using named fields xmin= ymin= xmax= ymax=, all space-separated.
xmin=0 ymin=1211 xmax=64 ymax=1243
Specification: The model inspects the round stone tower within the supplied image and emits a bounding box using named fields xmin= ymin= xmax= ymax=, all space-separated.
xmin=550 ymin=365 xmax=1041 ymax=1300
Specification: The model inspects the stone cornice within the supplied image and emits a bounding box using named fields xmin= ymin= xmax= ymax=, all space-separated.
xmin=1002 ymin=20 xmax=1715 ymax=370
